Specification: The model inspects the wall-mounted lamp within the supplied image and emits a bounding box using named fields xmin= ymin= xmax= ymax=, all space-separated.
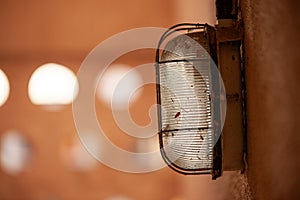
xmin=155 ymin=0 xmax=245 ymax=179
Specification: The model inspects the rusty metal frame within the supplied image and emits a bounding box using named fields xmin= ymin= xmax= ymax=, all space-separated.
xmin=155 ymin=23 xmax=223 ymax=178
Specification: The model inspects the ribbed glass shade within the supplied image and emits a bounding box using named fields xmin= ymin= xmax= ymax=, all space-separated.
xmin=157 ymin=30 xmax=215 ymax=173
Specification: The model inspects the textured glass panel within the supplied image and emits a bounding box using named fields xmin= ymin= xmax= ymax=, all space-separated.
xmin=159 ymin=32 xmax=213 ymax=171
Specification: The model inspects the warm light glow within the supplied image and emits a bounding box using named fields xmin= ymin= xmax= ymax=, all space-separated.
xmin=0 ymin=130 xmax=32 ymax=175
xmin=105 ymin=195 xmax=133 ymax=200
xmin=61 ymin=132 xmax=100 ymax=171
xmin=28 ymin=63 xmax=78 ymax=105
xmin=0 ymin=69 xmax=10 ymax=107
xmin=97 ymin=64 xmax=142 ymax=110
xmin=68 ymin=136 xmax=98 ymax=171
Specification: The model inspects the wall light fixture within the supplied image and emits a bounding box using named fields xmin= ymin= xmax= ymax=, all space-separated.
xmin=155 ymin=0 xmax=245 ymax=179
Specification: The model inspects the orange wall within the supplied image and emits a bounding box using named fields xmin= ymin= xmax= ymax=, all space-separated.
xmin=242 ymin=0 xmax=300 ymax=199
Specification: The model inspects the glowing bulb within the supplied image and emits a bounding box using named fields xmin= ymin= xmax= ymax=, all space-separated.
xmin=97 ymin=64 xmax=142 ymax=110
xmin=0 ymin=69 xmax=10 ymax=107
xmin=28 ymin=63 xmax=78 ymax=106
xmin=0 ymin=130 xmax=32 ymax=175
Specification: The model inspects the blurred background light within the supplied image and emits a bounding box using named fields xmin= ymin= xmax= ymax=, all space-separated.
xmin=104 ymin=195 xmax=133 ymax=200
xmin=0 ymin=130 xmax=32 ymax=175
xmin=28 ymin=63 xmax=78 ymax=106
xmin=96 ymin=64 xmax=143 ymax=110
xmin=0 ymin=69 xmax=10 ymax=107
xmin=61 ymin=132 xmax=100 ymax=171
